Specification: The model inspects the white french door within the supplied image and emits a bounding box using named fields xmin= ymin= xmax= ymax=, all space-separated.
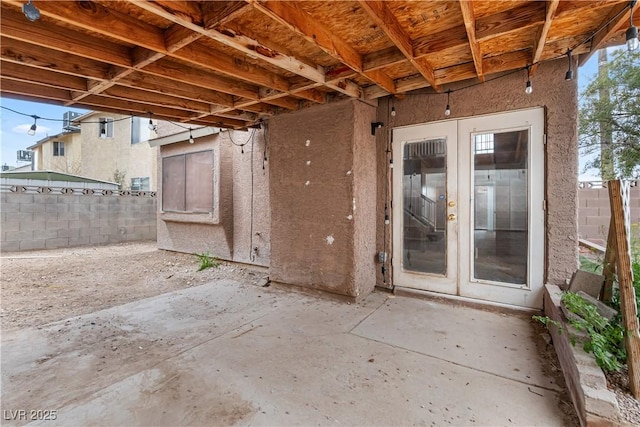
xmin=392 ymin=108 xmax=545 ymax=309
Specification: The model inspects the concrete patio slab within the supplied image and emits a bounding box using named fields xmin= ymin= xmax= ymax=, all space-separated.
xmin=1 ymin=280 xmax=574 ymax=426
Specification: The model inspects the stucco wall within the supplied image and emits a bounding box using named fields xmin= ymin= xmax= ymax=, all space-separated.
xmin=376 ymin=59 xmax=579 ymax=286
xmin=268 ymin=99 xmax=377 ymax=298
xmin=156 ymin=129 xmax=270 ymax=267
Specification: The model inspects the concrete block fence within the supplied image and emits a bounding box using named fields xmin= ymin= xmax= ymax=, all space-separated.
xmin=578 ymin=181 xmax=640 ymax=243
xmin=1 ymin=192 xmax=156 ymax=252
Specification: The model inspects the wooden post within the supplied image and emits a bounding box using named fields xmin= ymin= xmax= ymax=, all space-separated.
xmin=608 ymin=180 xmax=640 ymax=398
xmin=600 ymin=222 xmax=616 ymax=303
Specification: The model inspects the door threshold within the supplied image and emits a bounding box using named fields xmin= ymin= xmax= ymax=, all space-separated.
xmin=393 ymin=286 xmax=540 ymax=315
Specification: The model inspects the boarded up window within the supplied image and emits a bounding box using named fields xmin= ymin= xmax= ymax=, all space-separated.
xmin=162 ymin=151 xmax=214 ymax=213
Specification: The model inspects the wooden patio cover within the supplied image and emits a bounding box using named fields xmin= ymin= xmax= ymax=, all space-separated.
xmin=0 ymin=0 xmax=637 ymax=129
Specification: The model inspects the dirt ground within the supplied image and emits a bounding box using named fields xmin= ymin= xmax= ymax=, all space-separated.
xmin=0 ymin=241 xmax=268 ymax=332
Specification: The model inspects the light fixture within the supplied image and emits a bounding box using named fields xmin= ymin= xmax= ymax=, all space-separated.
xmin=627 ymin=0 xmax=639 ymax=51
xmin=565 ymin=49 xmax=574 ymax=81
xmin=371 ymin=121 xmax=384 ymax=136
xmin=188 ymin=128 xmax=195 ymax=144
xmin=525 ymin=66 xmax=533 ymax=94
xmin=147 ymin=113 xmax=157 ymax=132
xmin=27 ymin=115 xmax=38 ymax=136
xmin=444 ymin=89 xmax=452 ymax=116
xmin=390 ymin=106 xmax=397 ymax=117
xmin=22 ymin=0 xmax=40 ymax=22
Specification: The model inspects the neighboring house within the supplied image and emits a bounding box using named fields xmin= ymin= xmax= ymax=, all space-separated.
xmin=27 ymin=129 xmax=82 ymax=174
xmin=151 ymin=60 xmax=574 ymax=310
xmin=27 ymin=112 xmax=158 ymax=191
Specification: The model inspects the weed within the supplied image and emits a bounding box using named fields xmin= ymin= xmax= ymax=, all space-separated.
xmin=195 ymin=251 xmax=219 ymax=271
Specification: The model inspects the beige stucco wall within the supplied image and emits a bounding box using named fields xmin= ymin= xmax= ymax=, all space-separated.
xmin=156 ymin=129 xmax=270 ymax=267
xmin=79 ymin=114 xmax=157 ymax=190
xmin=375 ymin=58 xmax=579 ymax=287
xmin=35 ymin=132 xmax=82 ymax=174
xmin=267 ymin=99 xmax=377 ymax=299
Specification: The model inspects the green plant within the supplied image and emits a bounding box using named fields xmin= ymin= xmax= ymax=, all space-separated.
xmin=563 ymin=292 xmax=625 ymax=372
xmin=195 ymin=251 xmax=219 ymax=271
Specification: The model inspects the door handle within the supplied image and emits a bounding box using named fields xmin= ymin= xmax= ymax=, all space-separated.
xmin=448 ymin=213 xmax=456 ymax=221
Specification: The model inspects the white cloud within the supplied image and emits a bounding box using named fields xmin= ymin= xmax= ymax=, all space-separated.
xmin=12 ymin=124 xmax=52 ymax=135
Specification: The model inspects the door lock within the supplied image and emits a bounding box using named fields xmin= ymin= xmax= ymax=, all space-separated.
xmin=448 ymin=213 xmax=457 ymax=221
xmin=448 ymin=201 xmax=456 ymax=207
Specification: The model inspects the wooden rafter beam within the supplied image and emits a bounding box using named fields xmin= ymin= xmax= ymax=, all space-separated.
xmin=202 ymin=1 xmax=251 ymax=29
xmin=531 ymin=0 xmax=560 ymax=73
xmin=252 ymin=0 xmax=395 ymax=93
xmin=358 ymin=0 xmax=440 ymax=91
xmin=458 ymin=1 xmax=484 ymax=82
xmin=579 ymin=2 xmax=635 ymax=66
xmin=129 ymin=0 xmax=362 ymax=98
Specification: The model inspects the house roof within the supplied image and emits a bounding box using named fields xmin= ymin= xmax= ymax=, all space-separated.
xmin=26 ymin=130 xmax=80 ymax=150
xmin=0 ymin=170 xmax=118 ymax=185
xmin=1 ymin=0 xmax=637 ymax=130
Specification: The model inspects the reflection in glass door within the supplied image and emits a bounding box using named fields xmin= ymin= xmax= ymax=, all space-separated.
xmin=473 ymin=130 xmax=529 ymax=285
xmin=403 ymin=139 xmax=447 ymax=275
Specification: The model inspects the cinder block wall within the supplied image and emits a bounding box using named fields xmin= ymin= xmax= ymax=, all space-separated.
xmin=578 ymin=184 xmax=640 ymax=242
xmin=1 ymin=192 xmax=157 ymax=252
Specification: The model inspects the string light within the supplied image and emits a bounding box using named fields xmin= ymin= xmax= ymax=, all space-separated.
xmin=444 ymin=89 xmax=452 ymax=116
xmin=565 ymin=49 xmax=574 ymax=81
xmin=525 ymin=65 xmax=533 ymax=95
xmin=188 ymin=128 xmax=195 ymax=144
xmin=27 ymin=115 xmax=38 ymax=136
xmin=627 ymin=0 xmax=639 ymax=51
xmin=147 ymin=112 xmax=157 ymax=131
xmin=390 ymin=106 xmax=396 ymax=117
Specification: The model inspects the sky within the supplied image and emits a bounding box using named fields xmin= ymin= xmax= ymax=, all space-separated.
xmin=0 ymin=50 xmax=605 ymax=177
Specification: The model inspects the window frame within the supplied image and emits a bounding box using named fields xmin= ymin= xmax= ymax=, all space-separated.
xmin=160 ymin=148 xmax=219 ymax=225
xmin=53 ymin=141 xmax=65 ymax=157
xmin=130 ymin=176 xmax=150 ymax=191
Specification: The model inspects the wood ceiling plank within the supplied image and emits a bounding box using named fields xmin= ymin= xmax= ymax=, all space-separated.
xmin=173 ymin=42 xmax=290 ymax=93
xmin=412 ymin=25 xmax=469 ymax=58
xmin=262 ymin=96 xmax=300 ymax=111
xmin=358 ymin=0 xmax=440 ymax=91
xmin=143 ymin=59 xmax=258 ymax=101
xmin=0 ymin=37 xmax=110 ymax=81
xmin=202 ymin=1 xmax=252 ymax=29
xmin=532 ymin=0 xmax=560 ymax=70
xmin=130 ymin=0 xmax=354 ymax=96
xmin=3 ymin=0 xmax=167 ymax=53
xmin=165 ymin=24 xmax=203 ymax=53
xmin=77 ymin=94 xmax=207 ymax=121
xmin=118 ymin=73 xmax=234 ymax=108
xmin=579 ymin=2 xmax=633 ymax=66
xmin=0 ymin=7 xmax=132 ymax=67
xmin=151 ymin=1 xmax=204 ymax=25
xmin=476 ymin=2 xmax=547 ymax=41
xmin=102 ymin=86 xmax=212 ymax=114
xmin=0 ymin=60 xmax=87 ymax=92
xmin=363 ymin=47 xmax=406 ymax=72
xmin=458 ymin=1 xmax=484 ymax=81
xmin=254 ymin=0 xmax=395 ymax=93
xmin=1 ymin=78 xmax=72 ymax=102
xmin=484 ymin=50 xmax=531 ymax=75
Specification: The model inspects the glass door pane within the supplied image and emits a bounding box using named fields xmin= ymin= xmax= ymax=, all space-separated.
xmin=403 ymin=138 xmax=447 ymax=275
xmin=473 ymin=130 xmax=528 ymax=284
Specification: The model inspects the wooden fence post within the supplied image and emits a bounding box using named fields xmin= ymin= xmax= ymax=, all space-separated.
xmin=608 ymin=179 xmax=640 ymax=398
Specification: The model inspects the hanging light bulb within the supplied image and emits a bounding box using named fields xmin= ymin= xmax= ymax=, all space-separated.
xmin=390 ymin=106 xmax=397 ymax=117
xmin=525 ymin=66 xmax=533 ymax=94
xmin=627 ymin=0 xmax=639 ymax=51
xmin=188 ymin=128 xmax=195 ymax=144
xmin=444 ymin=89 xmax=452 ymax=116
xmin=148 ymin=118 xmax=155 ymax=131
xmin=565 ymin=49 xmax=574 ymax=81
xmin=27 ymin=115 xmax=38 ymax=136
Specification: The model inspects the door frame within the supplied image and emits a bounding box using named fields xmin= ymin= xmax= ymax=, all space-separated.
xmin=391 ymin=108 xmax=546 ymax=309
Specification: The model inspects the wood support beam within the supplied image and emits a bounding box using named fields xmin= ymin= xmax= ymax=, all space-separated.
xmin=579 ymin=2 xmax=634 ymax=66
xmin=531 ymin=0 xmax=560 ymax=74
xmin=476 ymin=2 xmax=547 ymax=41
xmin=458 ymin=1 xmax=484 ymax=82
xmin=358 ymin=0 xmax=440 ymax=91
